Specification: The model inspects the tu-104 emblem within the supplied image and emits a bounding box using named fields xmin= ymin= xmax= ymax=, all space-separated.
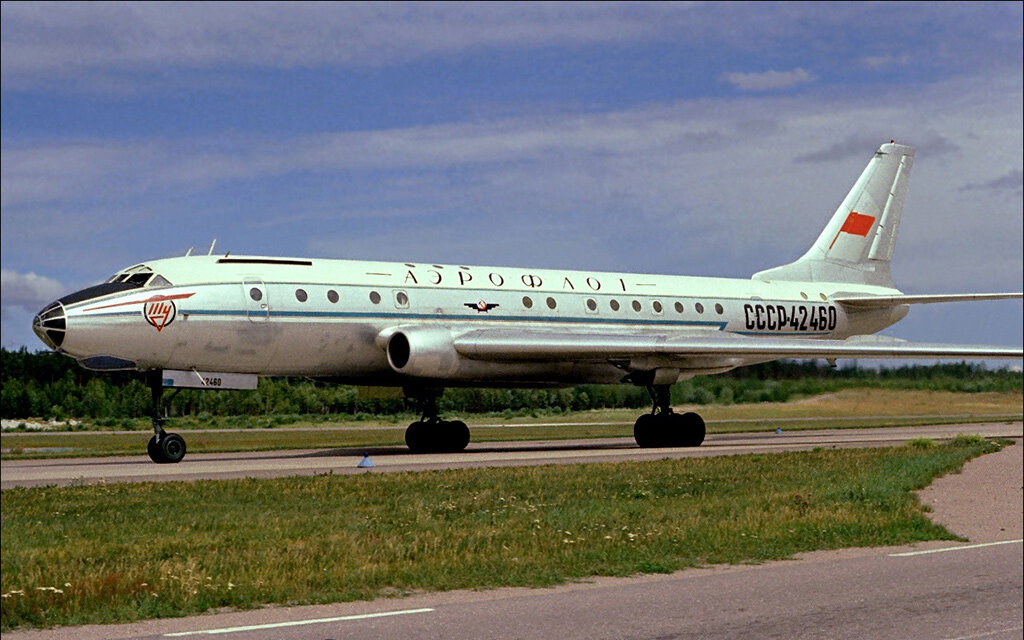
xmin=465 ymin=300 xmax=499 ymax=313
xmin=143 ymin=300 xmax=177 ymax=331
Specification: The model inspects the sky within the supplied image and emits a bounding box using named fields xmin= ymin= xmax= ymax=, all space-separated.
xmin=1 ymin=1 xmax=1022 ymax=355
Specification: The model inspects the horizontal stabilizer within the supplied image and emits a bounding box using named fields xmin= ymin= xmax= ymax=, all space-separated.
xmin=834 ymin=292 xmax=1023 ymax=309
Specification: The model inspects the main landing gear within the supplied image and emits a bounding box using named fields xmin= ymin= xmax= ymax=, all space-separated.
xmin=404 ymin=391 xmax=470 ymax=454
xmin=146 ymin=372 xmax=187 ymax=463
xmin=633 ymin=384 xmax=705 ymax=448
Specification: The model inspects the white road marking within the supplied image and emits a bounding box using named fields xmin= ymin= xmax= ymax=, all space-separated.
xmin=163 ymin=607 xmax=434 ymax=636
xmin=889 ymin=539 xmax=1023 ymax=557
xmin=943 ymin=626 xmax=1024 ymax=640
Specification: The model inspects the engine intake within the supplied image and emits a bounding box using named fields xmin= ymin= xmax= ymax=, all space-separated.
xmin=386 ymin=327 xmax=460 ymax=378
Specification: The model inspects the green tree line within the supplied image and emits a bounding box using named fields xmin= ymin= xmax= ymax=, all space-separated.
xmin=2 ymin=347 xmax=1020 ymax=420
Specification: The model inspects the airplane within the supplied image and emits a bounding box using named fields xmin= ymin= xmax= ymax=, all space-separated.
xmin=31 ymin=141 xmax=1023 ymax=463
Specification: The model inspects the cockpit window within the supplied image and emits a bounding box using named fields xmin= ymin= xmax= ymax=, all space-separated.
xmin=105 ymin=265 xmax=164 ymax=287
xmin=126 ymin=273 xmax=153 ymax=286
xmin=59 ymin=265 xmax=173 ymax=307
xmin=149 ymin=274 xmax=172 ymax=288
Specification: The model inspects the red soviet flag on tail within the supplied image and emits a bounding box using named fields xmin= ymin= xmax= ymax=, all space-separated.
xmin=829 ymin=211 xmax=876 ymax=250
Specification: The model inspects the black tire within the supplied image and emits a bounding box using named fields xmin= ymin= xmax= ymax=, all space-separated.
xmin=158 ymin=433 xmax=187 ymax=463
xmin=633 ymin=413 xmax=658 ymax=447
xmin=680 ymin=412 xmax=705 ymax=447
xmin=445 ymin=420 xmax=470 ymax=452
xmin=147 ymin=435 xmax=165 ymax=463
xmin=405 ymin=421 xmax=428 ymax=453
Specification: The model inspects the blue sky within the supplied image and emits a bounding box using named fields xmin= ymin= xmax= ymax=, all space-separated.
xmin=2 ymin=1 xmax=1021 ymax=353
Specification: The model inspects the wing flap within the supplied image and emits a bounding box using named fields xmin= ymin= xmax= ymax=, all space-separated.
xmin=453 ymin=330 xmax=1022 ymax=363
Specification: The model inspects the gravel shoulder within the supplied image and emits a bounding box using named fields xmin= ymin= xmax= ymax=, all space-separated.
xmin=917 ymin=438 xmax=1023 ymax=542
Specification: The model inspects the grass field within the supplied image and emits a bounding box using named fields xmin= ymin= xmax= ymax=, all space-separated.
xmin=0 ymin=436 xmax=1001 ymax=631
xmin=2 ymin=389 xmax=1020 ymax=459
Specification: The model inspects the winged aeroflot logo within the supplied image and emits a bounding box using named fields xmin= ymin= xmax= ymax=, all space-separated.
xmin=143 ymin=300 xmax=177 ymax=331
xmin=465 ymin=300 xmax=499 ymax=313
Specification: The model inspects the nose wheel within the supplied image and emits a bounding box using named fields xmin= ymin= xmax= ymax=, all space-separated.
xmin=146 ymin=371 xmax=187 ymax=463
xmin=148 ymin=432 xmax=187 ymax=463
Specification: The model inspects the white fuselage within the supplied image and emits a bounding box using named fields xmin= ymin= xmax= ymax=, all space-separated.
xmin=51 ymin=255 xmax=907 ymax=387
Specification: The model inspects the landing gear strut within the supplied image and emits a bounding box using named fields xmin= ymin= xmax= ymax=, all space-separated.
xmin=146 ymin=371 xmax=187 ymax=463
xmin=404 ymin=390 xmax=470 ymax=454
xmin=633 ymin=384 xmax=705 ymax=448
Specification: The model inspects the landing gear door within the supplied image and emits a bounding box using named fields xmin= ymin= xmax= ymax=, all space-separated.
xmin=243 ymin=278 xmax=269 ymax=321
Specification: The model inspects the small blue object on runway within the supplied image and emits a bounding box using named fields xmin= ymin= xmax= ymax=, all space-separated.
xmin=357 ymin=454 xmax=375 ymax=468
xmin=775 ymin=428 xmax=783 ymax=434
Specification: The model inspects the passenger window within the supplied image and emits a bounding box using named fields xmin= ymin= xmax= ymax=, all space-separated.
xmin=695 ymin=303 xmax=704 ymax=314
xmin=395 ymin=291 xmax=409 ymax=308
xmin=631 ymin=300 xmax=642 ymax=312
xmin=522 ymin=296 xmax=533 ymax=309
xmin=610 ymin=300 xmax=620 ymax=311
xmin=327 ymin=290 xmax=339 ymax=303
xmin=652 ymin=301 xmax=663 ymax=313
xmin=674 ymin=301 xmax=684 ymax=313
xmin=249 ymin=288 xmax=263 ymax=302
xmin=715 ymin=303 xmax=724 ymax=314
xmin=295 ymin=289 xmax=308 ymax=302
xmin=586 ymin=298 xmax=598 ymax=311
xmin=546 ymin=297 xmax=557 ymax=309
xmin=369 ymin=291 xmax=382 ymax=304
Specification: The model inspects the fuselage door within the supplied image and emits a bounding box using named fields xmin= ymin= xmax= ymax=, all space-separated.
xmin=243 ymin=278 xmax=269 ymax=321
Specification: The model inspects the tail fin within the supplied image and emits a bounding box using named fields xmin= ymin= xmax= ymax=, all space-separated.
xmin=753 ymin=141 xmax=914 ymax=287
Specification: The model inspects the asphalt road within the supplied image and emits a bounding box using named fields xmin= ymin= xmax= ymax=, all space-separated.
xmin=2 ymin=421 xmax=1021 ymax=489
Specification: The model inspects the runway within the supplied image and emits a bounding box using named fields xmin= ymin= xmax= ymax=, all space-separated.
xmin=6 ymin=440 xmax=1021 ymax=640
xmin=2 ymin=421 xmax=1020 ymax=488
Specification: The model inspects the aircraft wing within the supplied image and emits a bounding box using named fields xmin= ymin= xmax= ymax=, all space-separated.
xmin=453 ymin=329 xmax=1023 ymax=363
xmin=833 ymin=292 xmax=1022 ymax=309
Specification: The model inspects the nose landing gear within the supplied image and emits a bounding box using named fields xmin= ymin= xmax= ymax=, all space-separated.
xmin=146 ymin=371 xmax=187 ymax=463
xmin=148 ymin=432 xmax=187 ymax=464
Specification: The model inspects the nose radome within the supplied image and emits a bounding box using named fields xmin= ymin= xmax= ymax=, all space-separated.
xmin=33 ymin=301 xmax=67 ymax=350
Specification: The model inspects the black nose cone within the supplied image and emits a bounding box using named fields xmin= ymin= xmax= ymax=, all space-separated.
xmin=33 ymin=301 xmax=66 ymax=349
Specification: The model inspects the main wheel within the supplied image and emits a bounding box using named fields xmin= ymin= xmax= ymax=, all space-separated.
xmin=158 ymin=433 xmax=187 ymax=463
xmin=443 ymin=420 xmax=470 ymax=452
xmin=405 ymin=421 xmax=429 ymax=453
xmin=147 ymin=435 xmax=165 ymax=463
xmin=680 ymin=412 xmax=705 ymax=447
xmin=633 ymin=413 xmax=659 ymax=448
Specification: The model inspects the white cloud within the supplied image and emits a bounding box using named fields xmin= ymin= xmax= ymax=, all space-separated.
xmin=860 ymin=54 xmax=911 ymax=68
xmin=0 ymin=269 xmax=66 ymax=313
xmin=721 ymin=68 xmax=816 ymax=92
xmin=2 ymin=73 xmax=1021 ymax=295
xmin=3 ymin=3 xmax=1019 ymax=90
xmin=0 ymin=2 xmax=704 ymax=83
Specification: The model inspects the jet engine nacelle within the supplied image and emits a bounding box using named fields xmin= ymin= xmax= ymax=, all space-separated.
xmin=386 ymin=327 xmax=461 ymax=378
xmin=385 ymin=325 xmax=588 ymax=382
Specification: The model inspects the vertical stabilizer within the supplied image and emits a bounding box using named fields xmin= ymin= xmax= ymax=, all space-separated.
xmin=753 ymin=142 xmax=914 ymax=286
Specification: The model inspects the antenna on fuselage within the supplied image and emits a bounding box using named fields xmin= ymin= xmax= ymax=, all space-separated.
xmin=207 ymin=239 xmax=217 ymax=256
xmin=185 ymin=247 xmax=194 ymax=256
